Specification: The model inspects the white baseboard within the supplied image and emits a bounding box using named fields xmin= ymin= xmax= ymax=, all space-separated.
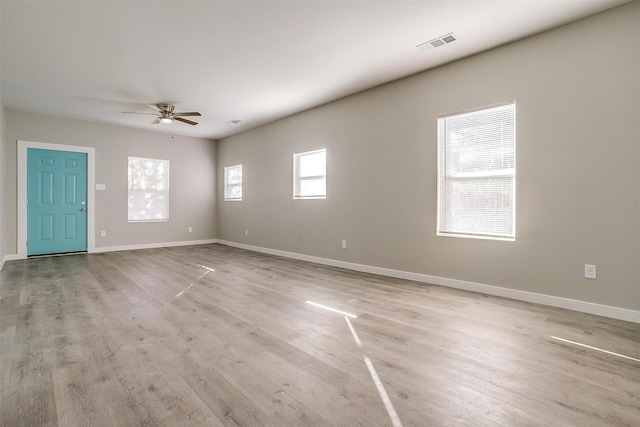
xmin=4 ymin=239 xmax=637 ymax=324
xmin=1 ymin=254 xmax=21 ymax=271
xmin=217 ymin=240 xmax=640 ymax=324
xmin=0 ymin=239 xmax=219 ymax=268
xmin=93 ymin=239 xmax=218 ymax=253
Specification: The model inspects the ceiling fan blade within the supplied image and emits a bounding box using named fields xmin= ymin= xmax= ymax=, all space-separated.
xmin=147 ymin=104 xmax=163 ymax=112
xmin=174 ymin=117 xmax=198 ymax=126
xmin=123 ymin=111 xmax=158 ymax=115
xmin=173 ymin=112 xmax=201 ymax=117
xmin=151 ymin=117 xmax=161 ymax=125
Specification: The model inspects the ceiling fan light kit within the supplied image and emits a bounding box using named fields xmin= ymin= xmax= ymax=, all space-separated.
xmin=124 ymin=103 xmax=202 ymax=126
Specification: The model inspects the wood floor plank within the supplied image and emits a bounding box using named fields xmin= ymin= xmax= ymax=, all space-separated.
xmin=2 ymin=298 xmax=59 ymax=427
xmin=1 ymin=244 xmax=638 ymax=426
xmin=171 ymin=339 xmax=332 ymax=426
xmin=111 ymin=343 xmax=224 ymax=426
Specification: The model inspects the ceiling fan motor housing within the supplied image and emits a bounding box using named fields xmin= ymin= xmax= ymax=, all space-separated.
xmin=157 ymin=103 xmax=175 ymax=113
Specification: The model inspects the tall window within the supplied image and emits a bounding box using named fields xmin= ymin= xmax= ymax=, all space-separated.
xmin=437 ymin=101 xmax=516 ymax=240
xmin=224 ymin=164 xmax=243 ymax=201
xmin=294 ymin=148 xmax=326 ymax=199
xmin=128 ymin=157 xmax=170 ymax=221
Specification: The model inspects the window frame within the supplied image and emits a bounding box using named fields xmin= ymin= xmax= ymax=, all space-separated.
xmin=127 ymin=156 xmax=170 ymax=222
xmin=436 ymin=101 xmax=516 ymax=241
xmin=224 ymin=164 xmax=243 ymax=201
xmin=293 ymin=148 xmax=326 ymax=199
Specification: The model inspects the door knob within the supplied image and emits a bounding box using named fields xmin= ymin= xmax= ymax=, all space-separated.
xmin=80 ymin=207 xmax=87 ymax=212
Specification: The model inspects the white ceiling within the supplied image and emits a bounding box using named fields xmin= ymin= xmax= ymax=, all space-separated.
xmin=0 ymin=0 xmax=630 ymax=140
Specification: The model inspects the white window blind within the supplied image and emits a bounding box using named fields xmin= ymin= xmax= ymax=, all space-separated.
xmin=437 ymin=102 xmax=515 ymax=240
xmin=294 ymin=149 xmax=326 ymax=199
xmin=224 ymin=164 xmax=243 ymax=201
xmin=128 ymin=157 xmax=169 ymax=222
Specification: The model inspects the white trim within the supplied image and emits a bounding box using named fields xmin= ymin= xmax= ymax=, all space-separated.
xmin=0 ymin=254 xmax=22 ymax=271
xmin=293 ymin=148 xmax=326 ymax=199
xmin=438 ymin=99 xmax=516 ymax=120
xmin=93 ymin=239 xmax=218 ymax=253
xmin=437 ymin=101 xmax=516 ymax=241
xmin=224 ymin=164 xmax=243 ymax=201
xmin=17 ymin=140 xmax=96 ymax=258
xmin=127 ymin=156 xmax=170 ymax=222
xmin=1 ymin=240 xmax=218 ymax=263
xmin=216 ymin=240 xmax=640 ymax=324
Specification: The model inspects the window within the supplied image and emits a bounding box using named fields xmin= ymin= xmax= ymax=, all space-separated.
xmin=294 ymin=149 xmax=326 ymax=199
xmin=224 ymin=164 xmax=243 ymax=201
xmin=437 ymin=101 xmax=515 ymax=240
xmin=128 ymin=157 xmax=169 ymax=221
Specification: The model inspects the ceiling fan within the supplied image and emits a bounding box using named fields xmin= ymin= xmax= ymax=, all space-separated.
xmin=124 ymin=103 xmax=201 ymax=126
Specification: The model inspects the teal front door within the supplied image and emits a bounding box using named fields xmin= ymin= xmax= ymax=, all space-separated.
xmin=27 ymin=148 xmax=88 ymax=256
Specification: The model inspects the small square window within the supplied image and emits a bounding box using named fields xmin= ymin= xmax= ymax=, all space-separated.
xmin=293 ymin=149 xmax=326 ymax=199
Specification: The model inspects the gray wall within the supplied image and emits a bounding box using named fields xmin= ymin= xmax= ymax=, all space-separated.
xmin=217 ymin=2 xmax=640 ymax=311
xmin=4 ymin=110 xmax=217 ymax=253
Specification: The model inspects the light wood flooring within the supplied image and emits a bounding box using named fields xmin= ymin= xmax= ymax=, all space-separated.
xmin=1 ymin=244 xmax=638 ymax=426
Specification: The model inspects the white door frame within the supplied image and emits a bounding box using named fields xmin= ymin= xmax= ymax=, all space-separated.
xmin=17 ymin=140 xmax=96 ymax=258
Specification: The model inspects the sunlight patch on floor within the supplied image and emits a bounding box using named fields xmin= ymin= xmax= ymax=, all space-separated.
xmin=305 ymin=300 xmax=357 ymax=319
xmin=345 ymin=316 xmax=362 ymax=347
xmin=305 ymin=299 xmax=403 ymax=426
xmin=551 ymin=336 xmax=640 ymax=362
xmin=175 ymin=283 xmax=194 ymax=298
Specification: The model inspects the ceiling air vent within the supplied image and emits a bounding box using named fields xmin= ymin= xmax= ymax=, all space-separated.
xmin=417 ymin=33 xmax=457 ymax=52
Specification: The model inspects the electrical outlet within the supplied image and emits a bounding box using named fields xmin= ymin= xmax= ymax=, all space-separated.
xmin=341 ymin=240 xmax=347 ymax=249
xmin=585 ymin=264 xmax=597 ymax=280
xmin=100 ymin=230 xmax=106 ymax=237
xmin=245 ymin=229 xmax=249 ymax=236
xmin=188 ymin=227 xmax=193 ymax=233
